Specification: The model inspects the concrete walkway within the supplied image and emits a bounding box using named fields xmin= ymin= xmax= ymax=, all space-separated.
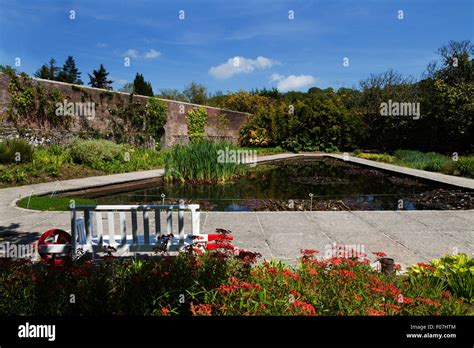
xmin=0 ymin=154 xmax=473 ymax=267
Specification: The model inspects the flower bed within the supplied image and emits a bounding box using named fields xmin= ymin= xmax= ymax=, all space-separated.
xmin=0 ymin=231 xmax=471 ymax=316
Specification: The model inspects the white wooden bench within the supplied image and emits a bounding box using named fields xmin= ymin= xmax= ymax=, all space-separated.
xmin=71 ymin=204 xmax=201 ymax=257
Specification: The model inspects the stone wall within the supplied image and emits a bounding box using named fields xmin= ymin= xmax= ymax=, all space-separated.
xmin=0 ymin=72 xmax=251 ymax=147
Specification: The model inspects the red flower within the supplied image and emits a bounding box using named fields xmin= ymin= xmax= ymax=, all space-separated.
xmin=191 ymin=303 xmax=212 ymax=316
xmin=416 ymin=298 xmax=441 ymax=307
xmin=336 ymin=269 xmax=356 ymax=280
xmin=291 ymin=300 xmax=317 ymax=315
xmin=353 ymin=295 xmax=362 ymax=301
xmin=366 ymin=308 xmax=386 ymax=316
xmin=380 ymin=303 xmax=401 ymax=312
xmin=398 ymin=295 xmax=414 ymax=305
xmin=308 ymin=268 xmax=319 ymax=276
xmin=282 ymin=269 xmax=301 ymax=281
xmin=161 ymin=307 xmax=170 ymax=316
xmin=442 ymin=291 xmax=451 ymax=298
xmin=266 ymin=267 xmax=278 ymax=275
xmin=372 ymin=252 xmax=387 ymax=258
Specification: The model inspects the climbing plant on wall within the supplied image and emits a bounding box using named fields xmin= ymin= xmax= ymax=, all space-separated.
xmin=6 ymin=72 xmax=69 ymax=128
xmin=187 ymin=106 xmax=207 ymax=142
xmin=145 ymin=97 xmax=167 ymax=140
xmin=110 ymin=95 xmax=168 ymax=146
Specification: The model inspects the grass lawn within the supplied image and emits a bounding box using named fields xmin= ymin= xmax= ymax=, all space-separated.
xmin=17 ymin=195 xmax=97 ymax=211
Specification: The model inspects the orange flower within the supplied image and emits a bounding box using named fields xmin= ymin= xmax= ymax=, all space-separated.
xmin=161 ymin=307 xmax=170 ymax=316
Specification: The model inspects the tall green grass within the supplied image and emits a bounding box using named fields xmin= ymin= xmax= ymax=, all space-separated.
xmin=164 ymin=141 xmax=248 ymax=183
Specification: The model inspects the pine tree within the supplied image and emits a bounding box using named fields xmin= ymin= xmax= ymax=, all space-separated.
xmin=34 ymin=58 xmax=59 ymax=80
xmin=133 ymin=73 xmax=154 ymax=96
xmin=57 ymin=56 xmax=83 ymax=84
xmin=88 ymin=64 xmax=113 ymax=90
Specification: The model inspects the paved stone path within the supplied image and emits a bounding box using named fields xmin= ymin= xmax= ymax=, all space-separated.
xmin=0 ymin=154 xmax=472 ymax=267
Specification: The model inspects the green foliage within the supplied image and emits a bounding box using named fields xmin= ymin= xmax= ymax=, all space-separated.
xmin=88 ymin=64 xmax=113 ymax=90
xmin=183 ymin=81 xmax=208 ymax=105
xmin=0 ymin=65 xmax=17 ymax=76
xmin=145 ymin=97 xmax=167 ymax=140
xmin=34 ymin=58 xmax=60 ymax=81
xmin=0 ymin=139 xmax=33 ymax=164
xmin=407 ymin=254 xmax=473 ymax=303
xmin=187 ymin=106 xmax=208 ymax=143
xmin=7 ymin=74 xmax=67 ymax=127
xmin=164 ymin=141 xmax=247 ymax=183
xmin=158 ymin=88 xmax=186 ymax=102
xmin=456 ymin=156 xmax=474 ymax=178
xmin=110 ymin=95 xmax=167 ymax=144
xmin=133 ymin=73 xmax=153 ymax=96
xmin=356 ymin=150 xmax=474 ymax=178
xmin=357 ymin=152 xmax=396 ymax=163
xmin=57 ymin=56 xmax=83 ymax=85
xmin=0 ymin=140 xmax=163 ymax=187
xmin=68 ymin=139 xmax=124 ymax=165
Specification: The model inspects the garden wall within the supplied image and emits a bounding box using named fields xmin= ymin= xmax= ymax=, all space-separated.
xmin=0 ymin=72 xmax=251 ymax=147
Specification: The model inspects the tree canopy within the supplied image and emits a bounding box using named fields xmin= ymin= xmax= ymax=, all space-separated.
xmin=88 ymin=64 xmax=113 ymax=90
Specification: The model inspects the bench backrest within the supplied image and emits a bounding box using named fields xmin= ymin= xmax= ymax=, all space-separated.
xmin=70 ymin=204 xmax=200 ymax=253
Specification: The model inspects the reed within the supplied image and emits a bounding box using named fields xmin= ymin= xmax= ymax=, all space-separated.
xmin=164 ymin=140 xmax=248 ymax=183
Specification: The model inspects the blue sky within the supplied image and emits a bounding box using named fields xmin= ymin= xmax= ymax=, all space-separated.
xmin=0 ymin=0 xmax=472 ymax=93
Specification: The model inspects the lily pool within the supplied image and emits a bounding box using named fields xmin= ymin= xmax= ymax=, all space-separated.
xmin=77 ymin=157 xmax=473 ymax=211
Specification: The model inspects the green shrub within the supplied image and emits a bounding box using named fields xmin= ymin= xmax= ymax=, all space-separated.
xmin=456 ymin=156 xmax=474 ymax=178
xmin=32 ymin=145 xmax=72 ymax=167
xmin=187 ymin=106 xmax=207 ymax=143
xmin=0 ymin=138 xmax=33 ymax=164
xmin=68 ymin=139 xmax=124 ymax=165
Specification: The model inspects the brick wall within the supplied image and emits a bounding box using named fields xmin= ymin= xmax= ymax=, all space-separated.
xmin=0 ymin=72 xmax=251 ymax=147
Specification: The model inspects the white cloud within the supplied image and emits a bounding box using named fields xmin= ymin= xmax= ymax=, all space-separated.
xmin=116 ymin=79 xmax=128 ymax=85
xmin=269 ymin=73 xmax=284 ymax=82
xmin=124 ymin=49 xmax=139 ymax=58
xmin=144 ymin=49 xmax=161 ymax=59
xmin=97 ymin=42 xmax=107 ymax=48
xmin=209 ymin=56 xmax=277 ymax=80
xmin=270 ymin=74 xmax=316 ymax=92
xmin=123 ymin=48 xmax=161 ymax=59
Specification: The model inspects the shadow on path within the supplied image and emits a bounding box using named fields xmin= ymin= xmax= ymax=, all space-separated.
xmin=0 ymin=223 xmax=40 ymax=244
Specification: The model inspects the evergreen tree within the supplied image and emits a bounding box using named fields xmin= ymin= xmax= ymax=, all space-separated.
xmin=57 ymin=56 xmax=83 ymax=84
xmin=133 ymin=73 xmax=154 ymax=96
xmin=88 ymin=64 xmax=113 ymax=90
xmin=34 ymin=58 xmax=59 ymax=80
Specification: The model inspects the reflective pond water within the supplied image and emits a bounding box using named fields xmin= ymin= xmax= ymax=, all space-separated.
xmin=82 ymin=157 xmax=473 ymax=211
